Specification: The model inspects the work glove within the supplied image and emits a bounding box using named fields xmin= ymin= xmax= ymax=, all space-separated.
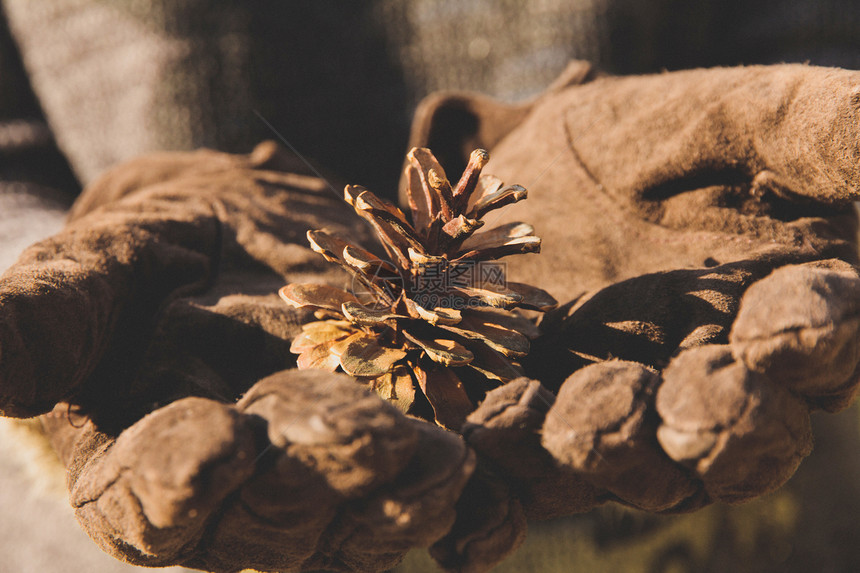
xmin=3 ymin=60 xmax=860 ymax=573
xmin=0 ymin=142 xmax=479 ymax=572
xmin=408 ymin=60 xmax=860 ymax=534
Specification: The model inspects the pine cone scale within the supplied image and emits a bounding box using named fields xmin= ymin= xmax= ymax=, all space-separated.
xmin=280 ymin=147 xmax=557 ymax=427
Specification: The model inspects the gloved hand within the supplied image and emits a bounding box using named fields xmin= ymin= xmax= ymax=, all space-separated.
xmin=3 ymin=60 xmax=860 ymax=573
xmin=0 ymin=142 xmax=478 ymax=572
xmin=409 ymin=61 xmax=860 ymax=521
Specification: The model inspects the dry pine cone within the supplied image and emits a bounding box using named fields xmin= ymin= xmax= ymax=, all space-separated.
xmin=280 ymin=148 xmax=556 ymax=429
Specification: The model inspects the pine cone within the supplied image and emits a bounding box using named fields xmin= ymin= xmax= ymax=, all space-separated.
xmin=279 ymin=148 xmax=556 ymax=429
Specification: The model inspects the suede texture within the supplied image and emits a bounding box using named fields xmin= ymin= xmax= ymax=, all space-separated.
xmin=1 ymin=142 xmax=477 ymax=572
xmin=1 ymin=62 xmax=860 ymax=572
xmin=413 ymin=61 xmax=860 ymax=518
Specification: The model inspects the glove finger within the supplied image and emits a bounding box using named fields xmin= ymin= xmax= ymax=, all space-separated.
xmin=201 ymin=370 xmax=474 ymax=573
xmin=656 ymin=345 xmax=812 ymax=504
xmin=0 ymin=189 xmax=218 ymax=417
xmin=527 ymin=258 xmax=791 ymax=390
xmin=462 ymin=377 xmax=603 ymax=520
xmin=236 ymin=370 xmax=423 ymax=498
xmin=429 ymin=465 xmax=526 ymax=573
xmin=730 ymin=260 xmax=860 ymax=411
xmin=528 ymin=252 xmax=858 ymax=389
xmin=66 ymin=141 xmax=312 ymax=220
xmin=40 ymin=396 xmax=256 ymax=566
xmin=320 ymin=417 xmax=474 ymax=572
xmin=68 ymin=147 xmax=245 ymax=220
xmin=45 ymin=369 xmax=476 ymax=572
xmin=542 ymin=361 xmax=703 ymax=512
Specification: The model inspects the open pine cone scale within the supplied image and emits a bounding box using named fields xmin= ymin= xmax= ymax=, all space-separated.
xmin=280 ymin=147 xmax=556 ymax=429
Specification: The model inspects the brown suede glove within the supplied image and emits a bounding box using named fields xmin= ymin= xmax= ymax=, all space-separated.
xmin=409 ymin=61 xmax=860 ymax=522
xmin=0 ymin=142 xmax=479 ymax=572
xmin=3 ymin=61 xmax=860 ymax=573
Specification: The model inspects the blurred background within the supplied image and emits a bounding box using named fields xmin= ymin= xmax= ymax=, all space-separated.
xmin=1 ymin=1 xmax=859 ymax=572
